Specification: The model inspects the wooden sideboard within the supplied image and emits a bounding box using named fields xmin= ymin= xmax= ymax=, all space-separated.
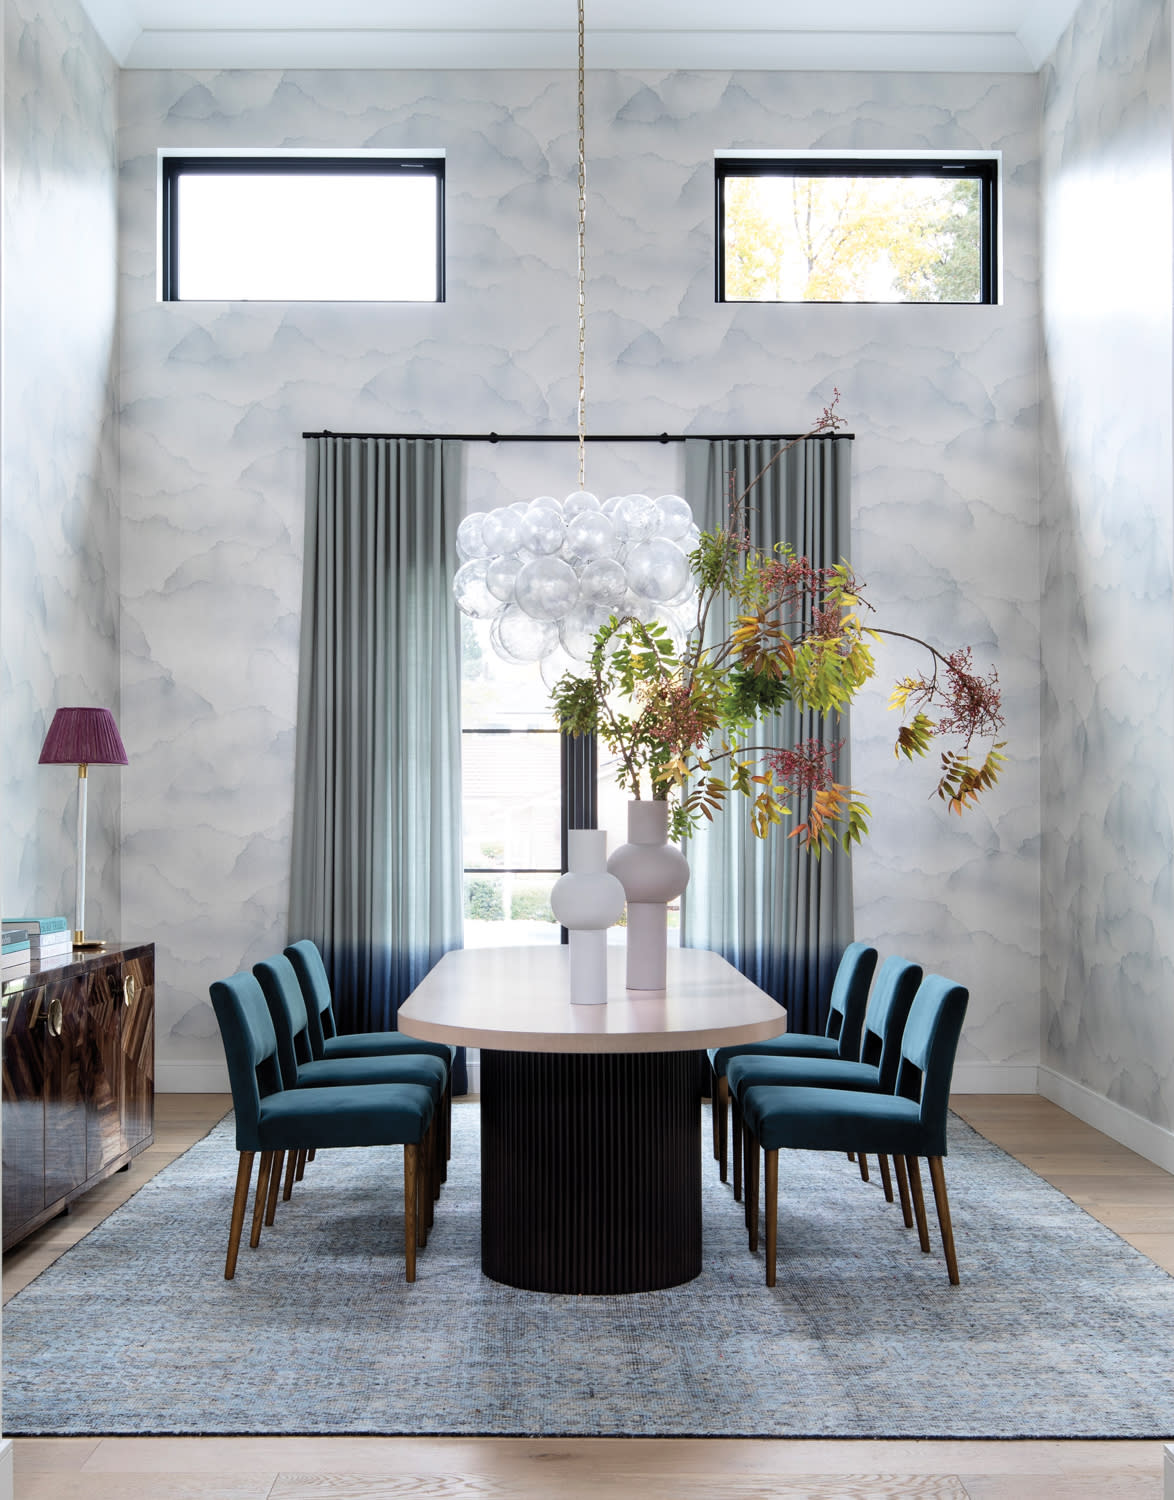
xmin=2 ymin=942 xmax=154 ymax=1251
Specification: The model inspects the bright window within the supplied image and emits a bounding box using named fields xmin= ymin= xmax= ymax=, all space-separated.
xmin=717 ymin=155 xmax=998 ymax=304
xmin=160 ymin=153 xmax=444 ymax=302
xmin=461 ymin=618 xmax=562 ymax=947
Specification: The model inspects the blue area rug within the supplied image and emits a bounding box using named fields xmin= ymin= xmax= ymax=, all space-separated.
xmin=5 ymin=1103 xmax=1174 ymax=1438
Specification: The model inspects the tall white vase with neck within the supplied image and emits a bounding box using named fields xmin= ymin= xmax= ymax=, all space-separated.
xmin=550 ymin=829 xmax=627 ymax=1005
xmin=607 ymin=799 xmax=691 ymax=990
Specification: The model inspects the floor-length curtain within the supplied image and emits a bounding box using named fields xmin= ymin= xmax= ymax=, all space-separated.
xmin=680 ymin=436 xmax=854 ymax=1035
xmin=290 ymin=436 xmax=465 ymax=1089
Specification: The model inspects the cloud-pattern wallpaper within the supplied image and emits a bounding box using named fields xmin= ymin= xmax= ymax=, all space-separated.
xmin=112 ymin=64 xmax=1043 ymax=1082
xmin=1040 ymin=0 xmax=1174 ymax=1131
xmin=2 ymin=0 xmax=121 ymax=936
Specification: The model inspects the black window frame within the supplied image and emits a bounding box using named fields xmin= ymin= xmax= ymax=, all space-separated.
xmin=160 ymin=153 xmax=446 ymax=303
xmin=716 ymin=155 xmax=999 ymax=306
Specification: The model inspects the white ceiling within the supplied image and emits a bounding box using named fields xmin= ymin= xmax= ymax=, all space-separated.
xmin=79 ymin=0 xmax=1083 ymax=73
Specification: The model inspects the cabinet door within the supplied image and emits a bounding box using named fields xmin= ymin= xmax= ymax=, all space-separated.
xmin=2 ymin=985 xmax=47 ymax=1236
xmin=85 ymin=961 xmax=123 ymax=1179
xmin=43 ymin=974 xmax=89 ymax=1204
xmin=119 ymin=952 xmax=154 ymax=1153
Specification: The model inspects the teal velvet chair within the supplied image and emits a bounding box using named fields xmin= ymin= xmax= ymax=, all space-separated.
xmin=726 ymin=954 xmax=922 ymax=1208
xmin=209 ymin=970 xmax=435 ymax=1282
xmin=254 ymin=954 xmax=448 ymax=1217
xmin=708 ymin=941 xmax=879 ymax=1189
xmin=741 ymin=973 xmax=969 ymax=1286
xmin=285 ymin=938 xmax=456 ymax=1174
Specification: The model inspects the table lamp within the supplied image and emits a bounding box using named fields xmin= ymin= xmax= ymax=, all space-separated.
xmin=38 ymin=707 xmax=128 ymax=947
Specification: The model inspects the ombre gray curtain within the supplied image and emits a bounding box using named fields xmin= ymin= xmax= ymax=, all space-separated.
xmin=290 ymin=436 xmax=465 ymax=1090
xmin=680 ymin=435 xmax=854 ymax=1036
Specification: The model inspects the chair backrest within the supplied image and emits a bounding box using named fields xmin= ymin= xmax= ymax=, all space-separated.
xmin=209 ymin=971 xmax=286 ymax=1150
xmin=857 ymin=955 xmax=923 ymax=1089
xmin=284 ymin=939 xmax=336 ymax=1057
xmin=253 ymin=954 xmax=318 ymax=1088
xmin=825 ymin=941 xmax=879 ymax=1058
xmin=895 ymin=974 xmax=970 ymax=1151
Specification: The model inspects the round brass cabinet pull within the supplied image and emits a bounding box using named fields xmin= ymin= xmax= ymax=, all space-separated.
xmin=123 ymin=975 xmax=138 ymax=1009
xmin=47 ymin=996 xmax=64 ymax=1037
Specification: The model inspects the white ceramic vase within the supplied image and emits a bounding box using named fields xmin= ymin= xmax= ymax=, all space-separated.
xmin=606 ymin=799 xmax=691 ymax=990
xmin=550 ymin=829 xmax=626 ymax=1005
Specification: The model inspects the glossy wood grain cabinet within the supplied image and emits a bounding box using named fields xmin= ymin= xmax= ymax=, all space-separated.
xmin=2 ymin=943 xmax=155 ymax=1250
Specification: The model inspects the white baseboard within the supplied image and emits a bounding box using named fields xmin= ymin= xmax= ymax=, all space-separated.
xmin=1038 ymin=1066 xmax=1174 ymax=1174
xmin=465 ymin=1059 xmax=481 ymax=1096
xmin=950 ymin=1063 xmax=1039 ymax=1094
xmin=0 ymin=1438 xmax=12 ymax=1500
xmin=156 ymin=1060 xmax=230 ymax=1093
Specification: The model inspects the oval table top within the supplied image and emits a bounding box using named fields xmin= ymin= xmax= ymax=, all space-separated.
xmin=397 ymin=944 xmax=787 ymax=1054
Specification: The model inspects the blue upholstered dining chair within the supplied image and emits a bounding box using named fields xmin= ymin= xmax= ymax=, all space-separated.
xmin=253 ymin=954 xmax=448 ymax=1222
xmin=209 ymin=970 xmax=436 ymax=1282
xmin=708 ymin=941 xmax=879 ymax=1191
xmin=285 ymin=938 xmax=456 ymax=1176
xmin=727 ymin=954 xmax=922 ymax=1211
xmin=740 ymin=973 xmax=970 ymax=1286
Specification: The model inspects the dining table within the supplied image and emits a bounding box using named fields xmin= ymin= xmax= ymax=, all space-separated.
xmin=397 ymin=943 xmax=786 ymax=1294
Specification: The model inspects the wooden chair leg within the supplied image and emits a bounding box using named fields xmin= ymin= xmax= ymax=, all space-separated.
xmin=893 ymin=1152 xmax=914 ymax=1228
xmin=404 ymin=1142 xmax=419 ymax=1282
xmin=308 ymin=1147 xmax=317 ymax=1162
xmin=265 ymin=1150 xmax=285 ymax=1225
xmin=877 ymin=1153 xmax=894 ymax=1203
xmin=928 ymin=1156 xmax=960 ymax=1285
xmin=294 ymin=1148 xmax=307 ymax=1182
xmin=747 ymin=1131 xmax=761 ymax=1254
xmin=225 ymin=1151 xmax=254 ymax=1279
xmin=710 ymin=1069 xmax=720 ymax=1160
xmin=905 ymin=1154 xmax=931 ymax=1253
xmin=249 ymin=1151 xmax=274 ymax=1248
xmin=717 ymin=1075 xmax=729 ymax=1182
xmin=764 ymin=1148 xmax=778 ymax=1287
xmin=847 ymin=1151 xmax=856 ymax=1162
xmin=732 ymin=1092 xmax=743 ymax=1202
xmin=857 ymin=1151 xmax=870 ymax=1183
xmin=282 ymin=1149 xmax=298 ymax=1201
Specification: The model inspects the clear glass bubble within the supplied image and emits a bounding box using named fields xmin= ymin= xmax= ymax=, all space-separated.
xmin=510 ymin=500 xmax=530 ymax=513
xmin=577 ymin=557 xmax=628 ymax=608
xmin=456 ymin=512 xmax=490 ymax=561
xmin=601 ymin=494 xmax=624 ymax=518
xmin=625 ymin=538 xmax=690 ymax=602
xmin=486 ymin=554 xmax=523 ymax=603
xmin=481 ymin=507 xmax=525 ymax=556
xmin=529 ymin=494 xmax=564 ymax=515
xmin=560 ymin=602 xmax=615 ymax=661
xmin=618 ymin=589 xmax=657 ymax=624
xmin=565 ymin=510 xmax=620 ymax=563
xmin=521 ymin=506 xmax=566 ymax=556
xmin=540 ymin=645 xmax=579 ymax=690
xmin=563 ymin=489 xmax=601 ymax=520
xmin=514 ymin=556 xmax=581 ymax=621
xmin=681 ymin=523 xmax=701 ymax=551
xmin=616 ymin=493 xmax=658 ymax=543
xmin=652 ymin=606 xmax=689 ymax=656
xmin=654 ymin=494 xmax=694 ymax=539
xmin=492 ymin=605 xmax=558 ymax=664
xmin=453 ymin=559 xmax=504 ymax=620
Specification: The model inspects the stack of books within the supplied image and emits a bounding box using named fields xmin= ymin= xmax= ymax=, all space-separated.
xmin=2 ymin=928 xmax=31 ymax=980
xmin=3 ymin=917 xmax=72 ymax=971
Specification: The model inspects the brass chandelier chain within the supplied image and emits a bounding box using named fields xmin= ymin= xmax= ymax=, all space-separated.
xmin=576 ymin=0 xmax=587 ymax=489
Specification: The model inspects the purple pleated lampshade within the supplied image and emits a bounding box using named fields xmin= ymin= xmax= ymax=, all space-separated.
xmin=38 ymin=707 xmax=128 ymax=766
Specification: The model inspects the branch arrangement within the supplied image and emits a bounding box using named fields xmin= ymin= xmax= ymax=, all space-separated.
xmin=552 ymin=396 xmax=1007 ymax=853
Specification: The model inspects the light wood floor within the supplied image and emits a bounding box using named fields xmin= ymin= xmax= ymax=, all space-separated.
xmin=7 ymin=1093 xmax=1173 ymax=1499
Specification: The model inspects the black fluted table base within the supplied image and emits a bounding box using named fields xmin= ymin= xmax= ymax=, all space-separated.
xmin=479 ymin=1048 xmax=703 ymax=1294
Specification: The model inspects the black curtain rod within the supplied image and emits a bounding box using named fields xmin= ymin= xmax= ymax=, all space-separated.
xmin=302 ymin=429 xmax=855 ymax=443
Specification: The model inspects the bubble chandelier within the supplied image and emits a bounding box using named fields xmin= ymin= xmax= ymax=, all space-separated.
xmin=452 ymin=0 xmax=698 ymax=667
